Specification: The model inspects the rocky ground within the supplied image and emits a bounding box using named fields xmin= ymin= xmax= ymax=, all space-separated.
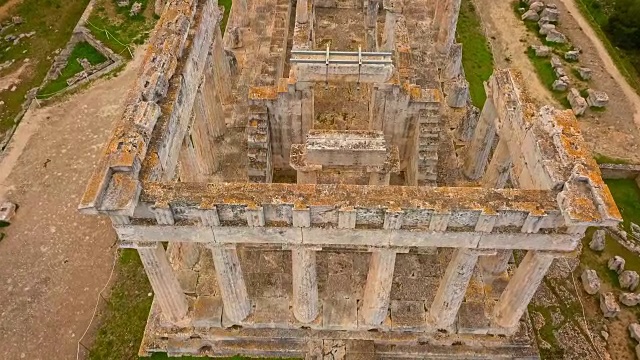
xmin=0 ymin=48 xmax=143 ymax=359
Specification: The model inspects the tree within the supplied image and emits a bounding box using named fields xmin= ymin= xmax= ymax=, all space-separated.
xmin=605 ymin=0 xmax=640 ymax=50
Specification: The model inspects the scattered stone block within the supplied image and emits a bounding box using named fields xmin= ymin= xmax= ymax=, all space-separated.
xmin=577 ymin=67 xmax=592 ymax=80
xmin=630 ymin=323 xmax=640 ymax=342
xmin=539 ymin=23 xmax=556 ymax=35
xmin=559 ymin=75 xmax=571 ymax=85
xmin=586 ymin=89 xmax=609 ymax=108
xmin=554 ymin=66 xmax=567 ymax=77
xmin=567 ymin=88 xmax=587 ymax=116
xmin=636 ymin=345 xmax=640 ymax=360
xmin=608 ymin=255 xmax=625 ymax=274
xmin=521 ymin=9 xmax=540 ymax=21
xmin=0 ymin=202 xmax=16 ymax=224
xmin=546 ymin=29 xmax=567 ymax=43
xmin=632 ymin=223 xmax=640 ymax=238
xmin=581 ymin=269 xmax=600 ymax=294
xmin=601 ymin=330 xmax=609 ymax=341
xmin=130 ymin=2 xmax=142 ymax=16
xmin=12 ymin=16 xmax=23 ymax=25
xmin=620 ymin=292 xmax=640 ymax=306
xmin=589 ymin=229 xmax=605 ymax=251
xmin=540 ymin=7 xmax=560 ymax=22
xmin=552 ymin=79 xmax=568 ymax=91
xmin=620 ymin=270 xmax=640 ymax=291
xmin=529 ymin=1 xmax=545 ymax=12
xmin=546 ymin=3 xmax=558 ymax=9
xmin=77 ymin=58 xmax=92 ymax=71
xmin=445 ymin=77 xmax=469 ymax=108
xmin=550 ymin=55 xmax=563 ymax=69
xmin=531 ymin=45 xmax=551 ymax=57
xmin=117 ymin=0 xmax=130 ymax=6
xmin=600 ymin=292 xmax=620 ymax=318
xmin=564 ymin=50 xmax=579 ymax=61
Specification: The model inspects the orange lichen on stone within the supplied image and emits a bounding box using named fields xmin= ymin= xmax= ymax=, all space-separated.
xmin=249 ymin=86 xmax=278 ymax=100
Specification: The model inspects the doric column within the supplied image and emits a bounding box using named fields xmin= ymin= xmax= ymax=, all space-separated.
xmin=292 ymin=248 xmax=319 ymax=323
xmin=208 ymin=245 xmax=251 ymax=323
xmin=429 ymin=248 xmax=479 ymax=329
xmin=482 ymin=138 xmax=511 ymax=188
xmin=296 ymin=0 xmax=309 ymax=24
xmin=463 ymin=95 xmax=497 ymax=180
xmin=436 ymin=0 xmax=462 ymax=54
xmin=381 ymin=10 xmax=397 ymax=51
xmin=493 ymin=251 xmax=555 ymax=329
xmin=479 ymin=249 xmax=512 ymax=276
xmin=137 ymin=243 xmax=189 ymax=323
xmin=365 ymin=0 xmax=380 ymax=29
xmin=361 ymin=249 xmax=396 ymax=326
xmin=212 ymin=26 xmax=233 ymax=104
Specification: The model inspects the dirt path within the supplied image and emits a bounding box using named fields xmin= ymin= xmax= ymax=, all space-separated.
xmin=0 ymin=48 xmax=143 ymax=360
xmin=0 ymin=0 xmax=22 ymax=19
xmin=559 ymin=0 xmax=640 ymax=128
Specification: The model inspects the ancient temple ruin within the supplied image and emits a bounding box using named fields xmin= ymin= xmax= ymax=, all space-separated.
xmin=79 ymin=0 xmax=621 ymax=358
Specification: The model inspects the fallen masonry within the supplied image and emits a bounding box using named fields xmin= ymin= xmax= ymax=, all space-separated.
xmin=79 ymin=0 xmax=621 ymax=358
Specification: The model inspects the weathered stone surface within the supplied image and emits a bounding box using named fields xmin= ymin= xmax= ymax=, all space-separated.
xmin=619 ymin=292 xmax=640 ymax=306
xmin=586 ymin=89 xmax=609 ymax=107
xmin=630 ymin=323 xmax=640 ymax=342
xmin=580 ymin=269 xmax=600 ymax=295
xmin=521 ymin=9 xmax=540 ymax=21
xmin=529 ymin=1 xmax=545 ymax=12
xmin=546 ymin=29 xmax=567 ymax=43
xmin=600 ymin=292 xmax=620 ymax=318
xmin=620 ymin=270 xmax=640 ymax=291
xmin=540 ymin=7 xmax=560 ymax=22
xmin=0 ymin=202 xmax=17 ymax=223
xmin=567 ymin=88 xmax=588 ymax=116
xmin=608 ymin=255 xmax=625 ymax=274
xmin=577 ymin=67 xmax=592 ymax=80
xmin=550 ymin=55 xmax=563 ymax=68
xmin=564 ymin=50 xmax=579 ymax=61
xmin=531 ymin=45 xmax=551 ymax=57
xmin=589 ymin=229 xmax=605 ymax=251
xmin=632 ymin=223 xmax=640 ymax=238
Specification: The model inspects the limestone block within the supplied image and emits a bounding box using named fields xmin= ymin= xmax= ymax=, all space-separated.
xmin=630 ymin=323 xmax=640 ymax=342
xmin=176 ymin=269 xmax=198 ymax=294
xmin=564 ymin=50 xmax=580 ymax=61
xmin=531 ymin=45 xmax=551 ymax=57
xmin=390 ymin=300 xmax=426 ymax=330
xmin=554 ymin=66 xmax=567 ymax=78
xmin=620 ymin=292 xmax=640 ymax=306
xmin=192 ymin=296 xmax=223 ymax=328
xmin=600 ymin=292 xmax=620 ymax=318
xmin=529 ymin=1 xmax=545 ymax=12
xmin=589 ymin=229 xmax=605 ymax=251
xmin=587 ymin=89 xmax=609 ymax=107
xmin=521 ymin=9 xmax=540 ymax=21
xmin=580 ymin=269 xmax=600 ymax=295
xmin=546 ymin=29 xmax=567 ymax=43
xmin=323 ymin=297 xmax=357 ymax=330
xmin=552 ymin=79 xmax=568 ymax=92
xmin=550 ymin=55 xmax=563 ymax=68
xmin=457 ymin=301 xmax=491 ymax=335
xmin=445 ymin=77 xmax=469 ymax=108
xmin=539 ymin=23 xmax=556 ymax=35
xmin=540 ymin=7 xmax=560 ymax=22
xmin=0 ymin=201 xmax=16 ymax=223
xmin=620 ymin=270 xmax=640 ymax=291
xmin=608 ymin=255 xmax=625 ymax=274
xmin=636 ymin=344 xmax=640 ymax=359
xmin=567 ymin=88 xmax=587 ymax=116
xmin=632 ymin=223 xmax=640 ymax=238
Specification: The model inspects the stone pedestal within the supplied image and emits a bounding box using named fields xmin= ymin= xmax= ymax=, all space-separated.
xmin=138 ymin=243 xmax=189 ymax=323
xmin=292 ymin=248 xmax=319 ymax=323
xmin=209 ymin=245 xmax=251 ymax=323
xmin=361 ymin=250 xmax=396 ymax=326
xmin=494 ymin=251 xmax=555 ymax=329
xmin=429 ymin=248 xmax=479 ymax=329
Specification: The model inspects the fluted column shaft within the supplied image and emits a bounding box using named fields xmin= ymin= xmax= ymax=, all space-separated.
xmin=209 ymin=245 xmax=251 ymax=323
xmin=292 ymin=248 xmax=319 ymax=323
xmin=361 ymin=249 xmax=396 ymax=326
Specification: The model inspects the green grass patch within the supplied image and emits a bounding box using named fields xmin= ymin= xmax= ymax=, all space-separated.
xmin=573 ymin=0 xmax=640 ymax=95
xmin=38 ymin=41 xmax=107 ymax=97
xmin=0 ymin=0 xmax=91 ymax=132
xmin=525 ymin=48 xmax=571 ymax=109
xmin=219 ymin=0 xmax=232 ymax=32
xmin=86 ymin=0 xmax=156 ymax=59
xmin=456 ymin=0 xmax=494 ymax=107
xmin=604 ymin=179 xmax=640 ymax=233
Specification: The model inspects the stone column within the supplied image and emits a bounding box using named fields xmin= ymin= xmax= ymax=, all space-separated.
xmin=212 ymin=26 xmax=233 ymax=104
xmin=436 ymin=0 xmax=462 ymax=54
xmin=429 ymin=248 xmax=479 ymax=329
xmin=208 ymin=245 xmax=251 ymax=323
xmin=381 ymin=10 xmax=397 ymax=51
xmin=365 ymin=0 xmax=380 ymax=28
xmin=479 ymin=249 xmax=512 ymax=276
xmin=296 ymin=0 xmax=309 ymax=24
xmin=482 ymin=138 xmax=511 ymax=188
xmin=463 ymin=96 xmax=497 ymax=180
xmin=198 ymin=73 xmax=226 ymax=139
xmin=232 ymin=0 xmax=249 ymax=27
xmin=137 ymin=243 xmax=189 ymax=323
xmin=292 ymin=248 xmax=319 ymax=323
xmin=361 ymin=249 xmax=396 ymax=326
xmin=493 ymin=251 xmax=555 ymax=329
